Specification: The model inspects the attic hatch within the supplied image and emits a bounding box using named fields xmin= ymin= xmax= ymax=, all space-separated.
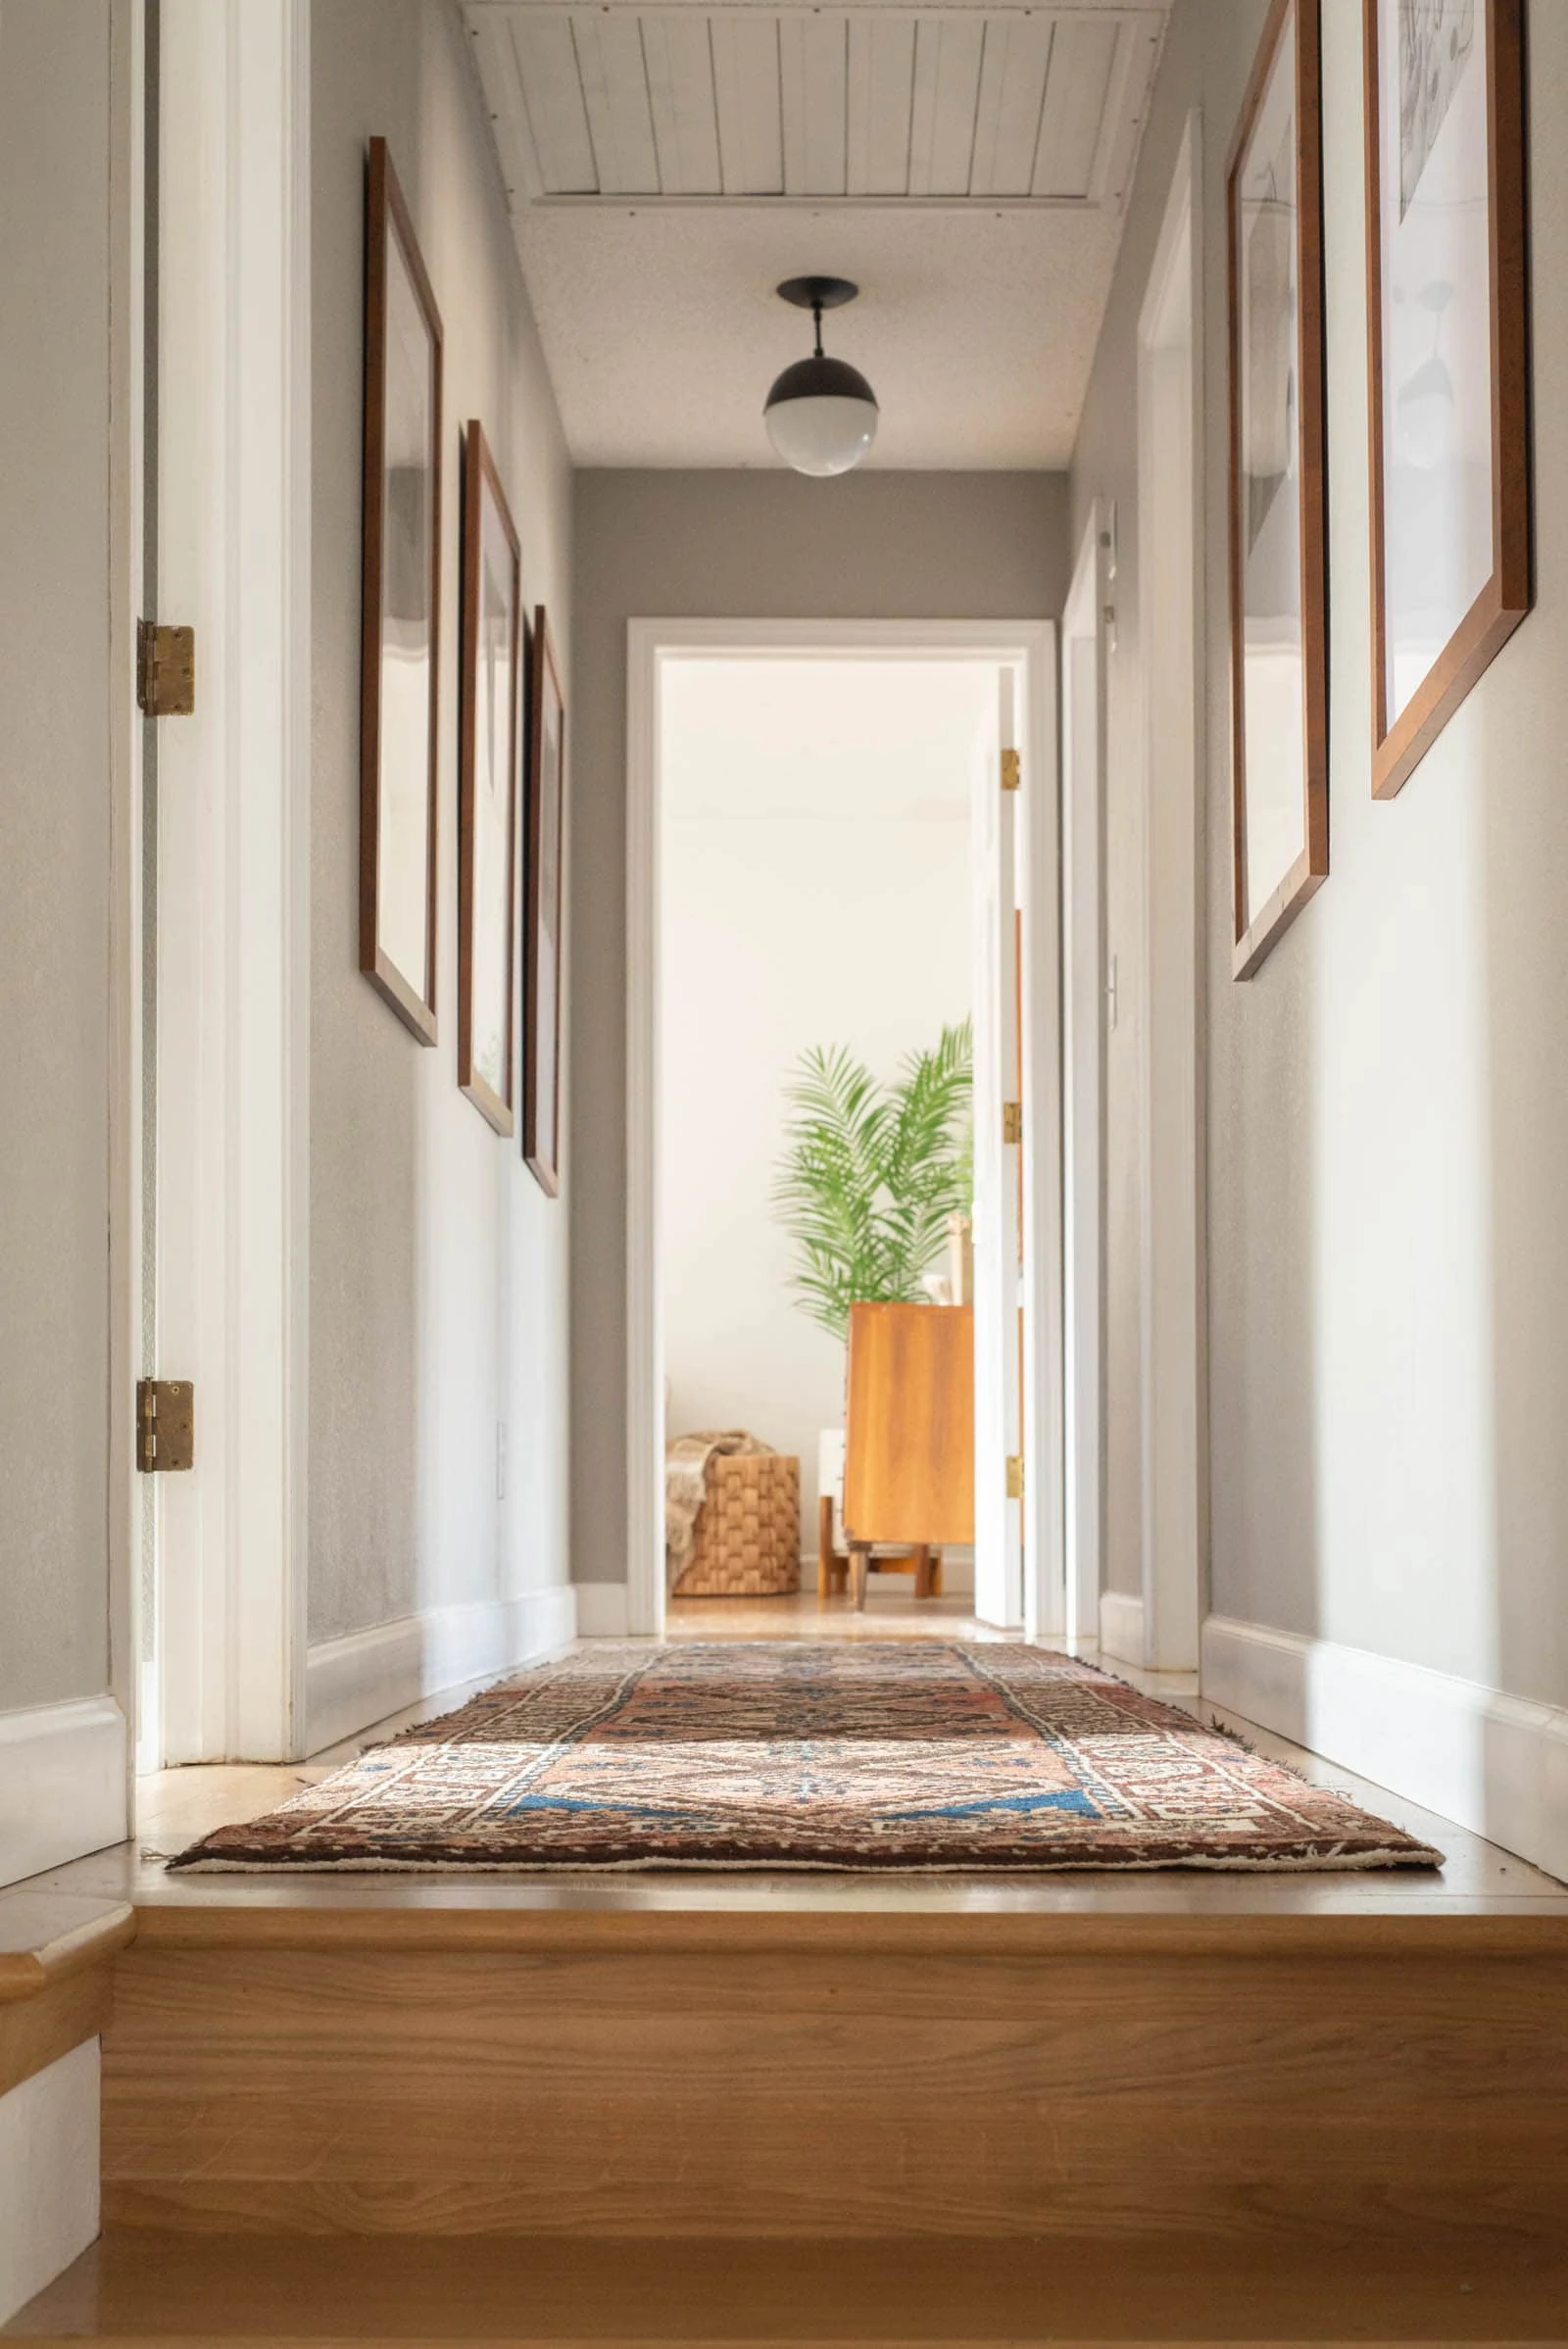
xmin=464 ymin=4 xmax=1164 ymax=211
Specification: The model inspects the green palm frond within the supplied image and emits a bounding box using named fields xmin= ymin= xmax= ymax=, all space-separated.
xmin=772 ymin=1021 xmax=973 ymax=1342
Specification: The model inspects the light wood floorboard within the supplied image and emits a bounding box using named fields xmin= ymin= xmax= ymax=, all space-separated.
xmin=11 ymin=2228 xmax=1568 ymax=2343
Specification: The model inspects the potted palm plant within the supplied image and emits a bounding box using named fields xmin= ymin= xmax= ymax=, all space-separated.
xmin=773 ymin=1020 xmax=972 ymax=1567
xmin=772 ymin=1018 xmax=974 ymax=1341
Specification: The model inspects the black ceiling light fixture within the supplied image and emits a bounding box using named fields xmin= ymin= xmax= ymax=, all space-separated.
xmin=763 ymin=276 xmax=879 ymax=477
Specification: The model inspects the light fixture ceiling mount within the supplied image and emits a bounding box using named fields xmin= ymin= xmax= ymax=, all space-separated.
xmin=763 ymin=276 xmax=879 ymax=478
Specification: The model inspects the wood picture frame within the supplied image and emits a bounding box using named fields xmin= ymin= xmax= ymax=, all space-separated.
xmin=523 ymin=607 xmax=565 ymax=1196
xmin=1364 ymin=0 xmax=1531 ymax=801
xmin=359 ymin=136 xmax=444 ymax=1043
xmin=1227 ymin=0 xmax=1329 ymax=981
xmin=458 ymin=421 xmax=521 ymax=1136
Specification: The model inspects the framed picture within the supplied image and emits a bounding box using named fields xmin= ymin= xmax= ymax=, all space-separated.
xmin=1364 ymin=0 xmax=1531 ymax=799
xmin=523 ymin=607 xmax=565 ymax=1196
xmin=458 ymin=421 xmax=521 ymax=1135
xmin=360 ymin=136 xmax=444 ymax=1042
xmin=1227 ymin=0 xmax=1328 ymax=981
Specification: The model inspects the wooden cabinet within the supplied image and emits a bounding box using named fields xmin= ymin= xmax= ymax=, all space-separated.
xmin=843 ymin=1302 xmax=974 ymax=1606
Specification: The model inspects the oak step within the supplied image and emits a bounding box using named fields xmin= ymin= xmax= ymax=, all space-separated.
xmin=99 ymin=1910 xmax=1568 ymax=2241
xmin=9 ymin=2230 xmax=1568 ymax=2346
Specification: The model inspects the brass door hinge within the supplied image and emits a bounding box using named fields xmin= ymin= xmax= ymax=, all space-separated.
xmin=1002 ymin=1100 xmax=1023 ymax=1146
xmin=137 ymin=621 xmax=195 ymax=716
xmin=136 ymin=1380 xmax=194 ymax=1473
xmin=1001 ymin=748 xmax=1021 ymax=792
xmin=1006 ymin=1454 xmax=1024 ymax=1501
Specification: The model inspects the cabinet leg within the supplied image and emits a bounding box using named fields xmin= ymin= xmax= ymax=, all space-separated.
xmin=851 ymin=1545 xmax=870 ymax=1611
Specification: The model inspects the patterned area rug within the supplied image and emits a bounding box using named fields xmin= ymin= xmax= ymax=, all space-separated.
xmin=171 ymin=1641 xmax=1443 ymax=1875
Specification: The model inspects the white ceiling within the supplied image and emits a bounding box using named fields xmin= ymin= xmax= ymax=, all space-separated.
xmin=662 ymin=659 xmax=995 ymax=818
xmin=463 ymin=0 xmax=1169 ymax=468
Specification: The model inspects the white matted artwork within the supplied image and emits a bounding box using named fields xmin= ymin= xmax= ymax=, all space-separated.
xmin=359 ymin=137 xmax=443 ymax=1042
xmin=458 ymin=421 xmax=521 ymax=1134
xmin=1227 ymin=0 xmax=1328 ymax=979
xmin=1365 ymin=0 xmax=1531 ymax=798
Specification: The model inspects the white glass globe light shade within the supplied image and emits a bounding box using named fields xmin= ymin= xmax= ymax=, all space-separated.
xmin=763 ymin=354 xmax=879 ymax=477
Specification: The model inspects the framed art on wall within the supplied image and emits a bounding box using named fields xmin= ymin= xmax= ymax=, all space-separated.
xmin=1364 ymin=0 xmax=1531 ymax=800
xmin=1228 ymin=0 xmax=1329 ymax=981
xmin=458 ymin=421 xmax=521 ymax=1135
xmin=523 ymin=607 xmax=565 ymax=1196
xmin=360 ymin=136 xmax=444 ymax=1042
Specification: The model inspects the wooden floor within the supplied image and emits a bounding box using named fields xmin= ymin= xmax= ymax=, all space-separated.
xmin=13 ymin=2228 xmax=1568 ymax=2343
xmin=8 ymin=1608 xmax=1568 ymax=2341
xmin=666 ymin=1588 xmax=1008 ymax=1639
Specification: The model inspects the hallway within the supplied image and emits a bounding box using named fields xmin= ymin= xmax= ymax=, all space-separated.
xmin=6 ymin=0 xmax=1568 ymax=2333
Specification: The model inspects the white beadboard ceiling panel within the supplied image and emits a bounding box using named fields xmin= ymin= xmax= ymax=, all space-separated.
xmin=466 ymin=5 xmax=1163 ymax=209
xmin=460 ymin=0 xmax=1170 ymax=467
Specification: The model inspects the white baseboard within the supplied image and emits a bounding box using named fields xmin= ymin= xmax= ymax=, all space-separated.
xmin=0 ymin=2041 xmax=99 ymax=2325
xmin=1201 ymin=1613 xmax=1568 ymax=1884
xmin=306 ymin=1585 xmax=578 ymax=1754
xmin=0 ymin=1695 xmax=129 ymax=1891
xmin=574 ymin=1582 xmax=630 ymax=1639
xmin=1099 ymin=1590 xmax=1146 ymax=1666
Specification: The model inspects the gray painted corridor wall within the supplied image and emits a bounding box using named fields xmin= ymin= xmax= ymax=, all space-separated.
xmin=568 ymin=469 xmax=1070 ymax=1592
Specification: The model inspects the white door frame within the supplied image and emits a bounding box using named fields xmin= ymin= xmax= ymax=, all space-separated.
xmin=105 ymin=0 xmax=148 ymax=1833
xmin=1059 ymin=505 xmax=1109 ymax=1649
xmin=625 ymin=617 xmax=1058 ymax=1640
xmin=145 ymin=0 xmax=313 ymax=1763
xmin=969 ymin=675 xmax=1019 ymax=1630
xmin=1132 ymin=111 xmax=1205 ymax=1672
xmin=1016 ymin=645 xmax=1065 ymax=1641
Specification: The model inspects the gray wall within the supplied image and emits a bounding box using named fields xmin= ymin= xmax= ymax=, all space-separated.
xmin=569 ymin=469 xmax=1070 ymax=1587
xmin=311 ymin=0 xmax=574 ymax=1644
xmin=1072 ymin=0 xmax=1568 ymax=1713
xmin=0 ymin=2 xmax=115 ymax=1711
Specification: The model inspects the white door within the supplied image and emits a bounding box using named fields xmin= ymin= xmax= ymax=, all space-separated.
xmin=971 ymin=674 xmax=1023 ymax=1629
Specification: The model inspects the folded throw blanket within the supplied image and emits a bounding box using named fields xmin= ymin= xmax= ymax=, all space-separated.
xmin=665 ymin=1430 xmax=774 ymax=1590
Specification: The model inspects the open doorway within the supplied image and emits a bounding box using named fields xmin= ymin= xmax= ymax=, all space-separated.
xmin=625 ymin=619 xmax=1058 ymax=1643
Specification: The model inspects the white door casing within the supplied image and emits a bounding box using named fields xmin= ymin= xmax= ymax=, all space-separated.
xmin=1016 ymin=636 xmax=1065 ymax=1644
xmin=968 ymin=684 xmax=1011 ymax=1628
xmin=150 ymin=0 xmax=312 ymax=1762
xmin=1060 ymin=507 xmax=1109 ymax=1646
xmin=625 ymin=619 xmax=1057 ymax=1639
xmin=1133 ymin=112 xmax=1205 ymax=1672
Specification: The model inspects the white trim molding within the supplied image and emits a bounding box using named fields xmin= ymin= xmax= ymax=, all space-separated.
xmin=1202 ymin=1615 xmax=1568 ymax=1885
xmin=305 ymin=1587 xmax=577 ymax=1755
xmin=1015 ymin=640 xmax=1064 ymax=1642
xmin=0 ymin=1699 xmax=130 ymax=1892
xmin=0 ymin=2042 xmax=100 ymax=2326
xmin=626 ymin=617 xmax=1060 ymax=1645
xmin=1058 ymin=506 xmax=1108 ymax=1649
xmin=1134 ymin=109 xmax=1205 ymax=1672
xmin=152 ymin=0 xmax=312 ymax=1764
xmin=1099 ymin=1590 xmax=1147 ymax=1669
xmin=107 ymin=0 xmax=146 ymax=1766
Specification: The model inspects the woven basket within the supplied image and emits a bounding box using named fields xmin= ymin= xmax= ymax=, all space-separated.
xmin=673 ymin=1453 xmax=801 ymax=1597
